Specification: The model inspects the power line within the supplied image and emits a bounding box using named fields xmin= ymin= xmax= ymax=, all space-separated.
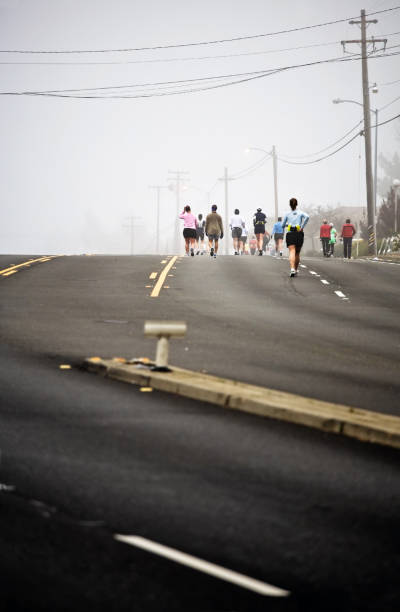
xmin=0 ymin=7 xmax=398 ymax=54
xmin=1 ymin=31 xmax=399 ymax=66
xmin=230 ymin=153 xmax=272 ymax=180
xmin=281 ymin=118 xmax=364 ymax=159
xmin=378 ymin=93 xmax=400 ymax=111
xmin=379 ymin=76 xmax=400 ymax=86
xmin=282 ymin=91 xmax=400 ymax=161
xmin=373 ymin=110 xmax=400 ymax=126
xmin=0 ymin=40 xmax=345 ymax=65
xmin=279 ymin=132 xmax=362 ymax=165
xmin=0 ymin=50 xmax=390 ymax=97
xmin=2 ymin=49 xmax=400 ymax=100
xmin=278 ymin=110 xmax=400 ymax=166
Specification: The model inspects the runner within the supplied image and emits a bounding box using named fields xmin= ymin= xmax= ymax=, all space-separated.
xmin=271 ymin=216 xmax=284 ymax=257
xmin=329 ymin=223 xmax=337 ymax=257
xmin=196 ymin=213 xmax=206 ymax=255
xmin=239 ymin=223 xmax=248 ymax=255
xmin=253 ymin=207 xmax=267 ymax=255
xmin=205 ymin=204 xmax=224 ymax=258
xmin=229 ymin=208 xmax=245 ymax=255
xmin=282 ymin=198 xmax=310 ymax=277
xmin=179 ymin=205 xmax=198 ymax=256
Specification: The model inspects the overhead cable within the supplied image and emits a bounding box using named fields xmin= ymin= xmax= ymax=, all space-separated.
xmin=2 ymin=49 xmax=400 ymax=100
xmin=0 ymin=31 xmax=399 ymax=66
xmin=0 ymin=6 xmax=398 ymax=54
xmin=281 ymin=118 xmax=364 ymax=159
xmin=230 ymin=153 xmax=272 ymax=180
xmin=279 ymin=132 xmax=362 ymax=165
xmin=279 ymin=110 xmax=400 ymax=166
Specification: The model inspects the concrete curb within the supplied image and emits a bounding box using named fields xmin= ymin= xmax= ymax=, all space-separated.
xmin=84 ymin=357 xmax=400 ymax=450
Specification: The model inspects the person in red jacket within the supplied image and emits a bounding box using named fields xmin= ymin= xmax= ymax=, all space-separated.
xmin=341 ymin=218 xmax=356 ymax=259
xmin=320 ymin=219 xmax=331 ymax=257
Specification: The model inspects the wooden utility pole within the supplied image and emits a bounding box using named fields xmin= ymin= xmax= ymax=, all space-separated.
xmin=342 ymin=10 xmax=386 ymax=255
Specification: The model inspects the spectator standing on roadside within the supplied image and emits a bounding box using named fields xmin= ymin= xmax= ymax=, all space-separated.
xmin=253 ymin=207 xmax=267 ymax=256
xmin=340 ymin=218 xmax=356 ymax=259
xmin=282 ymin=197 xmax=309 ymax=277
xmin=179 ymin=205 xmax=198 ymax=256
xmin=205 ymin=204 xmax=224 ymax=258
xmin=320 ymin=219 xmax=331 ymax=257
xmin=271 ymin=216 xmax=284 ymax=257
xmin=229 ymin=208 xmax=245 ymax=255
xmin=329 ymin=223 xmax=337 ymax=257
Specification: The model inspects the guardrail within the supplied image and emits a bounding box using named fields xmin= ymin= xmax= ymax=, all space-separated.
xmin=378 ymin=236 xmax=397 ymax=256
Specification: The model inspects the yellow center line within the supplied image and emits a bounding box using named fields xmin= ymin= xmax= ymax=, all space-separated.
xmin=0 ymin=255 xmax=61 ymax=276
xmin=2 ymin=270 xmax=18 ymax=277
xmin=150 ymin=256 xmax=178 ymax=298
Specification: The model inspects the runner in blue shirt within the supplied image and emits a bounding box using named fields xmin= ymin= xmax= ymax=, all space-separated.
xmin=271 ymin=217 xmax=284 ymax=257
xmin=282 ymin=198 xmax=309 ymax=277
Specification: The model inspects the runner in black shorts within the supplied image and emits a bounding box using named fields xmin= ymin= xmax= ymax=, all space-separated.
xmin=253 ymin=208 xmax=267 ymax=256
xmin=196 ymin=213 xmax=206 ymax=254
xmin=281 ymin=198 xmax=310 ymax=277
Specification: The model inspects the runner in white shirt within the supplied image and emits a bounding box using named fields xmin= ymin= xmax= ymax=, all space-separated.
xmin=229 ymin=209 xmax=245 ymax=255
xmin=239 ymin=224 xmax=248 ymax=255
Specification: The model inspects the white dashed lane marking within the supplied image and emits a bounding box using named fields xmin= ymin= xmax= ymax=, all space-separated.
xmin=321 ymin=279 xmax=330 ymax=285
xmin=335 ymin=290 xmax=347 ymax=298
xmin=114 ymin=534 xmax=290 ymax=598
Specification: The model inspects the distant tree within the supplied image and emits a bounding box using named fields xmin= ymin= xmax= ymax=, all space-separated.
xmin=377 ymin=152 xmax=400 ymax=198
xmin=377 ymin=187 xmax=400 ymax=238
xmin=375 ymin=121 xmax=400 ymax=238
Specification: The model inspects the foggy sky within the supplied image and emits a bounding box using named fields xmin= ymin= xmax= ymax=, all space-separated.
xmin=0 ymin=0 xmax=399 ymax=254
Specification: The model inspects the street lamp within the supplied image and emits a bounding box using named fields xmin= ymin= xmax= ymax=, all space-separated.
xmin=333 ymin=97 xmax=379 ymax=253
xmin=246 ymin=146 xmax=279 ymax=220
xmin=393 ymin=179 xmax=400 ymax=234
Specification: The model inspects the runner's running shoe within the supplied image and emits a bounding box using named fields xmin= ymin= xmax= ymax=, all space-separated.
xmin=210 ymin=247 xmax=214 ymax=257
xmin=290 ymin=268 xmax=296 ymax=277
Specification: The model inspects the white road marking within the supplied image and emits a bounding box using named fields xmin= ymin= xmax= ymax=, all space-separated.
xmin=309 ymin=271 xmax=319 ymax=276
xmin=335 ymin=291 xmax=347 ymax=298
xmin=300 ymin=264 xmax=307 ymax=268
xmin=114 ymin=534 xmax=290 ymax=598
xmin=321 ymin=280 xmax=330 ymax=285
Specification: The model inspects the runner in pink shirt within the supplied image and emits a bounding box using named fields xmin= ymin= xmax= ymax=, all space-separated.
xmin=179 ymin=205 xmax=198 ymax=256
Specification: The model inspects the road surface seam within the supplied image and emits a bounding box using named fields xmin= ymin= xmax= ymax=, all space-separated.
xmin=85 ymin=358 xmax=400 ymax=450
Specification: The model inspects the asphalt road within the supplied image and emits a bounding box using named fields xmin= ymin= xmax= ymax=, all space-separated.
xmin=0 ymin=253 xmax=399 ymax=611
xmin=1 ymin=253 xmax=399 ymax=414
